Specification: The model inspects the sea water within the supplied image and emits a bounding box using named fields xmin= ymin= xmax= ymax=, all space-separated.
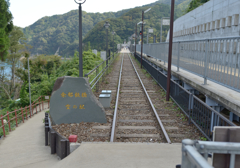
xmin=0 ymin=61 xmax=13 ymax=78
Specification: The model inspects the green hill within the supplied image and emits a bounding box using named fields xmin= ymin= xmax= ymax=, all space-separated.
xmin=22 ymin=10 xmax=129 ymax=56
xmin=22 ymin=0 xmax=190 ymax=56
xmin=83 ymin=1 xmax=190 ymax=51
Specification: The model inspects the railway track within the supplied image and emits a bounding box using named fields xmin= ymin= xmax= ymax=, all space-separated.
xmin=111 ymin=53 xmax=170 ymax=143
xmin=92 ymin=52 xmax=171 ymax=143
xmin=53 ymin=51 xmax=204 ymax=143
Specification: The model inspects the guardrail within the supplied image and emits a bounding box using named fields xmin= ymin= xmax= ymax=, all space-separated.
xmin=0 ymin=96 xmax=50 ymax=138
xmin=133 ymin=53 xmax=235 ymax=140
xmin=132 ymin=36 xmax=240 ymax=92
xmin=84 ymin=52 xmax=118 ymax=92
xmin=181 ymin=139 xmax=240 ymax=168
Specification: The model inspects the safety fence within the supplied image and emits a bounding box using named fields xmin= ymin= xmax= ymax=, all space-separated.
xmin=181 ymin=139 xmax=240 ymax=168
xmin=132 ymin=36 xmax=240 ymax=92
xmin=0 ymin=96 xmax=50 ymax=138
xmin=133 ymin=53 xmax=235 ymax=140
xmin=85 ymin=52 xmax=118 ymax=92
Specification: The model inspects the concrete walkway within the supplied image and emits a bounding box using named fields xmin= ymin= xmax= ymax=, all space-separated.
xmin=51 ymin=142 xmax=182 ymax=168
xmin=0 ymin=103 xmax=59 ymax=168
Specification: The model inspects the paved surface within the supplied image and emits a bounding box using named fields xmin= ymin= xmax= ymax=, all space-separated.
xmin=51 ymin=142 xmax=182 ymax=168
xmin=0 ymin=103 xmax=59 ymax=168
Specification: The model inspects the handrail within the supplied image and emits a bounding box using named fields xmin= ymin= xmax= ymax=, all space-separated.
xmin=85 ymin=60 xmax=105 ymax=77
xmin=132 ymin=36 xmax=240 ymax=44
xmin=0 ymin=95 xmax=50 ymax=138
xmin=132 ymin=36 xmax=240 ymax=92
xmin=181 ymin=139 xmax=240 ymax=168
xmin=192 ymin=95 xmax=235 ymax=126
xmin=85 ymin=52 xmax=117 ymax=77
xmin=85 ymin=52 xmax=118 ymax=91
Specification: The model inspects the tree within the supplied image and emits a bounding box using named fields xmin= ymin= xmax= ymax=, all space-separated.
xmin=0 ymin=0 xmax=13 ymax=61
xmin=7 ymin=26 xmax=26 ymax=95
xmin=185 ymin=0 xmax=209 ymax=13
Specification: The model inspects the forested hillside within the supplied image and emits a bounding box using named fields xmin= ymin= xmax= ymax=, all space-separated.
xmin=83 ymin=1 xmax=190 ymax=51
xmin=22 ymin=0 xmax=191 ymax=56
xmin=22 ymin=10 xmax=129 ymax=57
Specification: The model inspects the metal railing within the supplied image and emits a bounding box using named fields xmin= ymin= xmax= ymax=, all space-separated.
xmin=133 ymin=53 xmax=235 ymax=140
xmin=133 ymin=36 xmax=240 ymax=92
xmin=181 ymin=139 xmax=240 ymax=168
xmin=84 ymin=53 xmax=118 ymax=92
xmin=0 ymin=96 xmax=50 ymax=138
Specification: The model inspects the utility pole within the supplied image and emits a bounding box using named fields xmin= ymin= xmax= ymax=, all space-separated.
xmin=74 ymin=0 xmax=86 ymax=77
xmin=135 ymin=23 xmax=137 ymax=56
xmin=166 ymin=0 xmax=175 ymax=101
xmin=141 ymin=11 xmax=144 ymax=68
xmin=140 ymin=8 xmax=151 ymax=68
xmin=79 ymin=3 xmax=83 ymax=77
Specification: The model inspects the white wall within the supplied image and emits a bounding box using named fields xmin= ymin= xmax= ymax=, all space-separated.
xmin=166 ymin=0 xmax=240 ymax=41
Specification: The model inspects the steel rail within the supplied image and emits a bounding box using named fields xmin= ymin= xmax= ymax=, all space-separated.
xmin=110 ymin=54 xmax=124 ymax=142
xmin=128 ymin=53 xmax=172 ymax=144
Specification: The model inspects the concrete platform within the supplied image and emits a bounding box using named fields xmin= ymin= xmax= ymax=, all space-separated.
xmin=51 ymin=142 xmax=182 ymax=168
xmin=136 ymin=51 xmax=240 ymax=116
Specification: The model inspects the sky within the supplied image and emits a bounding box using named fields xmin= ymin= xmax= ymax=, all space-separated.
xmin=9 ymin=0 xmax=158 ymax=28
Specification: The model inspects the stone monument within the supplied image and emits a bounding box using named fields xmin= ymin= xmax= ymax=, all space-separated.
xmin=50 ymin=76 xmax=107 ymax=125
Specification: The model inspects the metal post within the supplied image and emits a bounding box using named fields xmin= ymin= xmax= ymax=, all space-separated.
xmin=141 ymin=11 xmax=144 ymax=69
xmin=177 ymin=42 xmax=180 ymax=72
xmin=106 ymin=29 xmax=108 ymax=73
xmin=28 ymin=58 xmax=32 ymax=114
xmin=166 ymin=0 xmax=175 ymax=101
xmin=161 ymin=18 xmax=163 ymax=42
xmin=102 ymin=63 xmax=104 ymax=82
xmin=188 ymin=94 xmax=193 ymax=125
xmin=79 ymin=4 xmax=83 ymax=77
xmin=96 ymin=67 xmax=99 ymax=92
xmin=113 ymin=34 xmax=114 ymax=58
xmin=135 ymin=23 xmax=137 ymax=56
xmin=204 ymin=39 xmax=209 ymax=85
xmin=147 ymin=28 xmax=149 ymax=44
xmin=181 ymin=139 xmax=195 ymax=168
xmin=153 ymin=35 xmax=156 ymax=43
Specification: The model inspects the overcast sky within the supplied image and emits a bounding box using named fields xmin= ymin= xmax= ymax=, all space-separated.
xmin=9 ymin=0 xmax=158 ymax=28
